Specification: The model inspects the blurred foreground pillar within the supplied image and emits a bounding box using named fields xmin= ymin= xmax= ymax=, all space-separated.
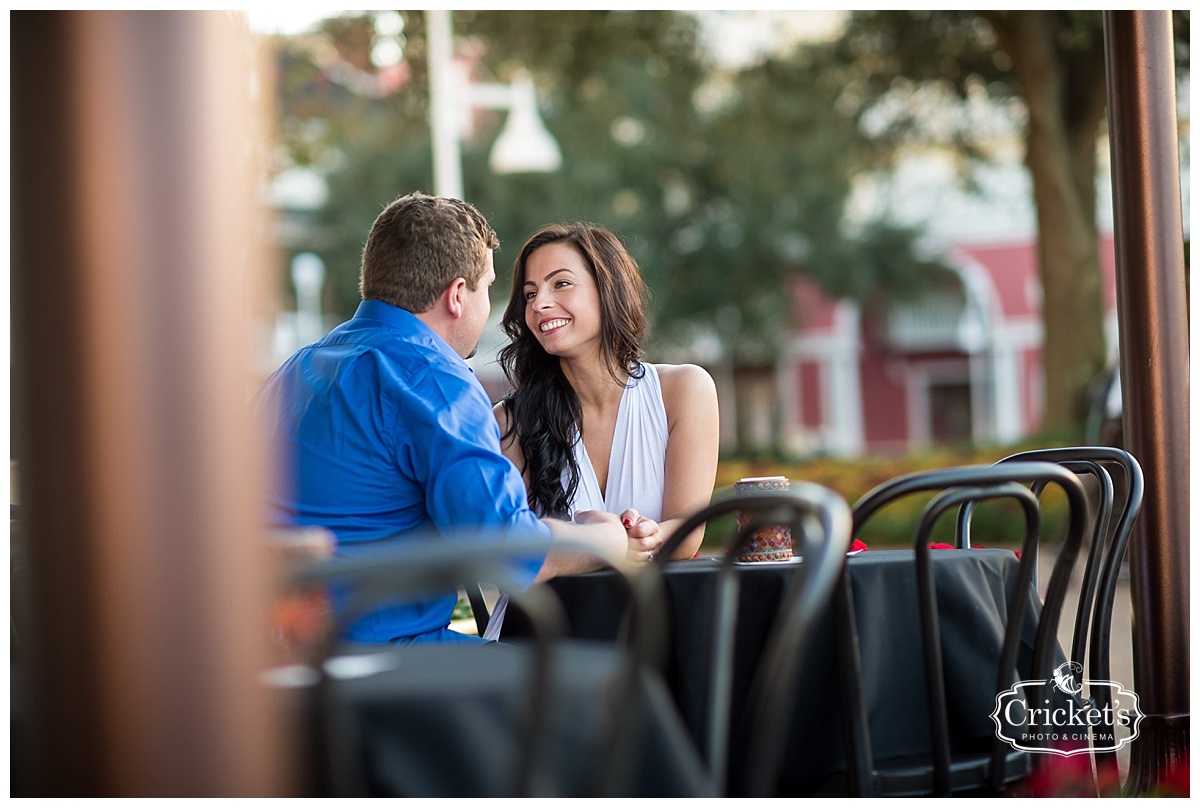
xmin=12 ymin=11 xmax=288 ymax=795
xmin=1102 ymin=10 xmax=1190 ymax=795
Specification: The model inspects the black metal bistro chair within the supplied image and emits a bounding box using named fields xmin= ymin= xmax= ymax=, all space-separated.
xmin=985 ymin=447 xmax=1144 ymax=785
xmin=654 ymin=482 xmax=853 ymax=796
xmin=273 ymin=533 xmax=712 ymax=798
xmin=836 ymin=462 xmax=1090 ymax=797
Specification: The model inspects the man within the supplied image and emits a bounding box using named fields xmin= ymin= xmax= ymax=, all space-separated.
xmin=258 ymin=192 xmax=635 ymax=644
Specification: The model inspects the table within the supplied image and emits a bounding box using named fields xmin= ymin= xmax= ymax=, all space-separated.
xmin=266 ymin=640 xmax=715 ymax=797
xmin=505 ymin=548 xmax=1046 ymax=795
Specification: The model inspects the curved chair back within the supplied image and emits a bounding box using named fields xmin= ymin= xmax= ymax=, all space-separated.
xmin=957 ymin=459 xmax=1113 ymax=663
xmin=656 ymin=482 xmax=852 ymax=796
xmin=844 ymin=462 xmax=1089 ymax=796
xmin=915 ymin=483 xmax=1041 ymax=795
xmin=852 ymin=462 xmax=1088 ymax=682
xmin=291 ymin=535 xmax=561 ymax=796
xmin=993 ymin=447 xmax=1143 ymax=781
xmin=287 ymin=534 xmax=681 ymax=797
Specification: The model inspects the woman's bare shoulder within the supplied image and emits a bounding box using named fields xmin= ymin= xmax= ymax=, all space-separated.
xmin=493 ymin=398 xmax=523 ymax=459
xmin=652 ymin=363 xmax=717 ymax=413
xmin=654 ymin=363 xmax=716 ymax=394
xmin=493 ymin=398 xmax=512 ymax=432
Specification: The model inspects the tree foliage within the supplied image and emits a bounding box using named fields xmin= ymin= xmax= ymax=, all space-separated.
xmin=270 ymin=10 xmax=941 ymax=369
xmin=818 ymin=10 xmax=1190 ymax=431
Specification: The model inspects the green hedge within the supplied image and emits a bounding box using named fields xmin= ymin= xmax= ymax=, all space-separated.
xmin=706 ymin=440 xmax=1078 ymax=551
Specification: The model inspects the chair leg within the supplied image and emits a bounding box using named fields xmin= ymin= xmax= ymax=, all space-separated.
xmin=834 ymin=571 xmax=874 ymax=796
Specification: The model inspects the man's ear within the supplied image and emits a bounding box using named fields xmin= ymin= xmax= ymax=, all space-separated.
xmin=444 ymin=277 xmax=468 ymax=319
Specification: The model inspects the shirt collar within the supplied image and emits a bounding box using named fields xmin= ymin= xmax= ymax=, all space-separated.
xmin=353 ymin=298 xmax=461 ymax=363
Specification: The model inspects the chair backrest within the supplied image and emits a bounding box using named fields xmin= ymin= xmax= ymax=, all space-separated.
xmin=656 ymin=482 xmax=853 ymax=796
xmin=845 ymin=462 xmax=1090 ymax=796
xmin=914 ymin=482 xmax=1041 ymax=795
xmin=286 ymin=532 xmax=683 ymax=798
xmin=290 ymin=534 xmax=560 ymax=795
xmin=463 ymin=580 xmax=492 ymax=636
xmin=992 ymin=447 xmax=1143 ymax=780
xmin=957 ymin=459 xmax=1113 ymax=660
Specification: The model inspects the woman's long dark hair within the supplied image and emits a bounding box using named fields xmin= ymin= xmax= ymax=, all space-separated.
xmin=498 ymin=224 xmax=648 ymax=517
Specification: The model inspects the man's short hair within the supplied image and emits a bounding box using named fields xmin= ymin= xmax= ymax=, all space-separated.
xmin=359 ymin=192 xmax=500 ymax=313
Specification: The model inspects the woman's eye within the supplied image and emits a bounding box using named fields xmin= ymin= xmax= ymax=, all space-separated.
xmin=555 ymin=280 xmax=571 ymax=289
xmin=523 ymin=290 xmax=536 ymax=301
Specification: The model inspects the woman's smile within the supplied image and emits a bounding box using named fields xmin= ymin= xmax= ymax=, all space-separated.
xmin=523 ymin=243 xmax=602 ymax=356
xmin=538 ymin=317 xmax=571 ymax=335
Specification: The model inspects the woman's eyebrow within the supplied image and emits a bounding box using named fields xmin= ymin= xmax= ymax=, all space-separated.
xmin=524 ymin=267 xmax=573 ymax=286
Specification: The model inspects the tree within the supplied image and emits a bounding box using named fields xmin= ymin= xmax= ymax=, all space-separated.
xmin=821 ymin=10 xmax=1190 ymax=434
xmin=274 ymin=11 xmax=717 ymax=320
xmin=269 ymin=10 xmax=944 ymax=450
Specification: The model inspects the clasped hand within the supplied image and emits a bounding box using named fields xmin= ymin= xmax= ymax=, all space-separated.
xmin=619 ymin=508 xmax=663 ymax=564
xmin=571 ymin=507 xmax=663 ymax=566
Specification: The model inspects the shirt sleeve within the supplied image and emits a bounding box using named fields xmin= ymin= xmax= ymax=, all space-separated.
xmin=397 ymin=362 xmax=549 ymax=583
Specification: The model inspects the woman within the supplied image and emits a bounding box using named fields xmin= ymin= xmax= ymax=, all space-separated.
xmin=494 ymin=223 xmax=719 ymax=561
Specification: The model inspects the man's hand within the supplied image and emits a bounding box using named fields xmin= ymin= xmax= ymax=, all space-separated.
xmin=571 ymin=509 xmax=629 ymax=565
xmin=538 ymin=509 xmax=629 ymax=580
xmin=573 ymin=508 xmax=624 ymax=529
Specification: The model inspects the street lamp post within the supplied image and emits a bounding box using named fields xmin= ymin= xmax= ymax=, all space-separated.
xmin=425 ymin=9 xmax=561 ymax=199
xmin=290 ymin=252 xmax=326 ymax=346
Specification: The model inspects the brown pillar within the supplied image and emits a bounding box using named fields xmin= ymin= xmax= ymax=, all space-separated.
xmin=1102 ymin=10 xmax=1190 ymax=795
xmin=12 ymin=11 xmax=289 ymax=795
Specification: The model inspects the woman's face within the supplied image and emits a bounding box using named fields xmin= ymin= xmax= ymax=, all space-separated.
xmin=522 ymin=242 xmax=603 ymax=360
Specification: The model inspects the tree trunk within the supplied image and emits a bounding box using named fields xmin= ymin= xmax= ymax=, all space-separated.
xmin=987 ymin=11 xmax=1110 ymax=432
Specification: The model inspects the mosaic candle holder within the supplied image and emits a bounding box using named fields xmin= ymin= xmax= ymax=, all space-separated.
xmin=734 ymin=476 xmax=793 ymax=562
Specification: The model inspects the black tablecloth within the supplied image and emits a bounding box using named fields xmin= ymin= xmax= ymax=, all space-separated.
xmin=507 ymin=548 xmax=1044 ymax=795
xmin=268 ymin=640 xmax=715 ymax=797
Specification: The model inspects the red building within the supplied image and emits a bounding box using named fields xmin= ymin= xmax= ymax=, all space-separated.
xmin=780 ymin=233 xmax=1119 ymax=456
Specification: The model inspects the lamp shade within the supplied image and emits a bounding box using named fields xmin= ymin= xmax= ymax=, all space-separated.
xmin=488 ymin=71 xmax=562 ymax=175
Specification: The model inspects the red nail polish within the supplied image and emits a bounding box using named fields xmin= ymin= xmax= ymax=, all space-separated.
xmin=623 ymin=519 xmax=632 ymax=527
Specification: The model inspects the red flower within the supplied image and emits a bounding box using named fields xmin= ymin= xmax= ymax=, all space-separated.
xmin=1025 ymin=744 xmax=1097 ymax=796
xmin=1155 ymin=754 xmax=1190 ymax=797
xmin=928 ymin=542 xmax=955 ymax=550
xmin=850 ymin=538 xmax=869 ymax=552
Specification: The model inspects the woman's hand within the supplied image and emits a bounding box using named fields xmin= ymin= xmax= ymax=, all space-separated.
xmin=620 ymin=508 xmax=663 ymax=564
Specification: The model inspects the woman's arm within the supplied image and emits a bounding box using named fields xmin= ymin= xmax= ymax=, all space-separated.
xmin=657 ymin=363 xmax=720 ymax=558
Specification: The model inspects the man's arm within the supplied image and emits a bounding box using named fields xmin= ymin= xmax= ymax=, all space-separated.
xmin=534 ymin=510 xmax=634 ymax=582
xmin=496 ymin=401 xmax=643 ymax=580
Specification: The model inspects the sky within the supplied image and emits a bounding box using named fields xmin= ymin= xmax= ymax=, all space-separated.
xmin=244 ymin=8 xmax=849 ymax=67
xmin=246 ymin=7 xmax=341 ymax=35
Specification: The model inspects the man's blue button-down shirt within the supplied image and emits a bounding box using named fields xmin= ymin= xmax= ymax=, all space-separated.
xmin=259 ymin=299 xmax=549 ymax=642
